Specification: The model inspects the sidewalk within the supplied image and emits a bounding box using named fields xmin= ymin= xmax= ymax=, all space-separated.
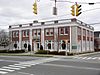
xmin=0 ymin=51 xmax=100 ymax=58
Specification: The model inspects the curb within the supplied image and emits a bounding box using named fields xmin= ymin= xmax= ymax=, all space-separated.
xmin=74 ymin=51 xmax=100 ymax=57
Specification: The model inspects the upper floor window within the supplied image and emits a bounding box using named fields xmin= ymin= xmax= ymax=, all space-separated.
xmin=59 ymin=27 xmax=68 ymax=35
xmin=13 ymin=32 xmax=16 ymax=37
xmin=90 ymin=31 xmax=93 ymax=37
xmin=12 ymin=31 xmax=19 ymax=37
xmin=45 ymin=28 xmax=53 ymax=36
xmin=77 ymin=27 xmax=81 ymax=35
xmin=83 ymin=29 xmax=86 ymax=36
xmin=87 ymin=30 xmax=89 ymax=37
xmin=33 ymin=29 xmax=41 ymax=37
xmin=22 ymin=30 xmax=29 ymax=37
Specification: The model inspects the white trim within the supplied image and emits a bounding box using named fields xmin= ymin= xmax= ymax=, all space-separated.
xmin=70 ymin=26 xmax=72 ymax=53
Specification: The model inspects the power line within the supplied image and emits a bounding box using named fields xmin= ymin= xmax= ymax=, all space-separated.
xmin=50 ymin=0 xmax=100 ymax=4
xmin=40 ymin=7 xmax=100 ymax=21
xmin=88 ymin=22 xmax=100 ymax=25
xmin=82 ymin=8 xmax=100 ymax=12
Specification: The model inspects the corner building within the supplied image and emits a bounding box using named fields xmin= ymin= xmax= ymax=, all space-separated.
xmin=9 ymin=18 xmax=94 ymax=53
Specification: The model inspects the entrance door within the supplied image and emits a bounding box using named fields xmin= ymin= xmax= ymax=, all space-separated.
xmin=37 ymin=42 xmax=40 ymax=50
xmin=33 ymin=41 xmax=40 ymax=51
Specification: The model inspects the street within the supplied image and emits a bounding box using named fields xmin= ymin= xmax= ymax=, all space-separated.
xmin=0 ymin=52 xmax=100 ymax=75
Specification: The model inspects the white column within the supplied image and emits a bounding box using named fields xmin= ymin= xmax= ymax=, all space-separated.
xmin=70 ymin=26 xmax=72 ymax=53
xmin=85 ymin=31 xmax=87 ymax=52
xmin=89 ymin=31 xmax=90 ymax=51
xmin=30 ymin=29 xmax=32 ymax=52
xmin=19 ymin=30 xmax=22 ymax=50
xmin=81 ymin=28 xmax=83 ymax=52
xmin=92 ymin=31 xmax=94 ymax=51
xmin=54 ymin=27 xmax=58 ymax=51
xmin=41 ymin=28 xmax=44 ymax=49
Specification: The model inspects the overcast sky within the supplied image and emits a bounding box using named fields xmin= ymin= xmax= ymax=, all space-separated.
xmin=0 ymin=0 xmax=100 ymax=31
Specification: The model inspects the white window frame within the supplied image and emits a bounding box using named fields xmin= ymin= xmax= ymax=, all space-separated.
xmin=26 ymin=30 xmax=29 ymax=37
xmin=45 ymin=29 xmax=49 ymax=36
xmin=33 ymin=30 xmax=37 ymax=37
xmin=37 ymin=30 xmax=40 ymax=37
xmin=13 ymin=32 xmax=15 ymax=37
xmin=59 ymin=40 xmax=67 ymax=50
xmin=77 ymin=27 xmax=81 ymax=35
xmin=16 ymin=31 xmax=18 ymax=37
xmin=45 ymin=40 xmax=54 ymax=50
xmin=50 ymin=29 xmax=53 ymax=36
xmin=59 ymin=27 xmax=68 ymax=35
xmin=22 ymin=30 xmax=25 ymax=37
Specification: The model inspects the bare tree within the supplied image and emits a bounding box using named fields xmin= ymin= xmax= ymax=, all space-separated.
xmin=0 ymin=29 xmax=9 ymax=47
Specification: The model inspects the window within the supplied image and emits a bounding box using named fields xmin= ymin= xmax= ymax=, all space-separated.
xmin=45 ymin=28 xmax=53 ymax=36
xmin=77 ymin=27 xmax=81 ymax=35
xmin=46 ymin=29 xmax=49 ymax=36
xmin=59 ymin=40 xmax=66 ymax=50
xmin=33 ymin=30 xmax=37 ymax=37
xmin=26 ymin=30 xmax=29 ymax=37
xmin=87 ymin=30 xmax=89 ymax=36
xmin=13 ymin=32 xmax=15 ymax=37
xmin=50 ymin=29 xmax=53 ymax=36
xmin=37 ymin=30 xmax=41 ymax=37
xmin=60 ymin=28 xmax=64 ymax=34
xmin=59 ymin=27 xmax=68 ymax=35
xmin=16 ymin=31 xmax=19 ymax=37
xmin=45 ymin=40 xmax=54 ymax=50
xmin=22 ymin=30 xmax=26 ymax=37
xmin=83 ymin=29 xmax=86 ymax=36
xmin=65 ymin=27 xmax=68 ymax=34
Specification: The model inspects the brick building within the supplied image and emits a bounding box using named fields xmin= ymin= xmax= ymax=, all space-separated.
xmin=9 ymin=18 xmax=94 ymax=53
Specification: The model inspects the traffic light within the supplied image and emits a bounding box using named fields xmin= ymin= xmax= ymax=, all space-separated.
xmin=76 ymin=4 xmax=82 ymax=16
xmin=71 ymin=5 xmax=75 ymax=16
xmin=33 ymin=0 xmax=37 ymax=15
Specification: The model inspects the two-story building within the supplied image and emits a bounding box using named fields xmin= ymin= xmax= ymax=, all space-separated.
xmin=9 ymin=18 xmax=94 ymax=53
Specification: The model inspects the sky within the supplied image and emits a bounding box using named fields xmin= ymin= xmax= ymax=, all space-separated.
xmin=0 ymin=0 xmax=100 ymax=31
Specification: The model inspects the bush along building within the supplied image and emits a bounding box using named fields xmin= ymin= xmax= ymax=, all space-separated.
xmin=9 ymin=18 xmax=94 ymax=54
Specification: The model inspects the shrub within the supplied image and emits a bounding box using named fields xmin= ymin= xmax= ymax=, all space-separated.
xmin=0 ymin=50 xmax=8 ymax=53
xmin=8 ymin=50 xmax=25 ymax=53
xmin=35 ymin=50 xmax=50 ymax=54
xmin=67 ymin=52 xmax=74 ymax=56
xmin=58 ymin=51 xmax=66 ymax=55
xmin=49 ymin=51 xmax=58 ymax=55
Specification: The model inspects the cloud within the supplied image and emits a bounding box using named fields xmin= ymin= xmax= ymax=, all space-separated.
xmin=0 ymin=0 xmax=100 ymax=31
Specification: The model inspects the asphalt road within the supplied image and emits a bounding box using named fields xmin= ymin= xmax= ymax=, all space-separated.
xmin=0 ymin=52 xmax=100 ymax=75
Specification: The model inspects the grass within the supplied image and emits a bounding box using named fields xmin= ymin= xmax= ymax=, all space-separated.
xmin=0 ymin=53 xmax=53 ymax=57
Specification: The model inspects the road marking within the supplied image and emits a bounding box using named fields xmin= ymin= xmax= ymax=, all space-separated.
xmin=18 ymin=72 xmax=34 ymax=75
xmin=86 ymin=57 xmax=92 ymax=59
xmin=2 ymin=66 xmax=20 ymax=70
xmin=82 ymin=57 xmax=87 ymax=59
xmin=14 ymin=64 xmax=32 ymax=67
xmin=74 ymin=56 xmax=100 ymax=60
xmin=0 ymin=58 xmax=59 ymax=74
xmin=0 ymin=59 xmax=21 ymax=63
xmin=92 ymin=57 xmax=98 ymax=59
xmin=8 ymin=65 xmax=26 ymax=68
xmin=41 ymin=63 xmax=100 ymax=71
xmin=0 ymin=68 xmax=14 ymax=72
xmin=0 ymin=71 xmax=8 ymax=74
